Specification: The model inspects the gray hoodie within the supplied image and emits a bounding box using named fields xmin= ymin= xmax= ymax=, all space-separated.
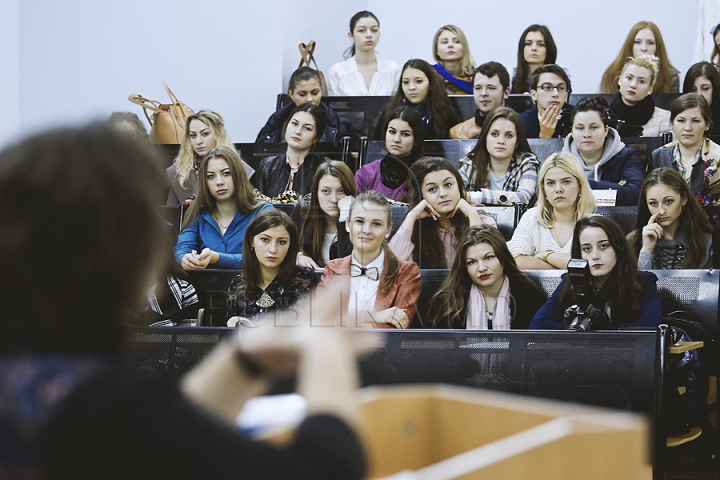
xmin=563 ymin=127 xmax=625 ymax=182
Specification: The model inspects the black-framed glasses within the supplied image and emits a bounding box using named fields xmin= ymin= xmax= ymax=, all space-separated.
xmin=537 ymin=83 xmax=568 ymax=93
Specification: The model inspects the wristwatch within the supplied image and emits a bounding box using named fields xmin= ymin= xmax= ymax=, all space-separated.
xmin=498 ymin=194 xmax=508 ymax=204
xmin=542 ymin=250 xmax=554 ymax=263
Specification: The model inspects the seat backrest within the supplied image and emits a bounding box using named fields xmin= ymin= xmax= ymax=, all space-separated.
xmin=569 ymin=93 xmax=680 ymax=112
xmin=158 ymin=204 xmax=182 ymax=237
xmin=362 ymin=139 xmax=476 ymax=169
xmin=528 ymin=138 xmax=564 ymax=163
xmin=651 ymin=269 xmax=719 ymax=338
xmin=451 ymin=94 xmax=533 ymax=119
xmin=184 ymin=269 xmax=241 ymax=325
xmin=594 ymin=206 xmax=639 ymax=234
xmin=414 ymin=269 xmax=450 ymax=327
xmin=236 ymin=139 xmax=351 ymax=172
xmin=622 ymin=136 xmax=665 ymax=171
xmin=478 ymin=206 xmax=517 ymax=241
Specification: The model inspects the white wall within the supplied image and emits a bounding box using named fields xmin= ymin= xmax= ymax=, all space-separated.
xmin=370 ymin=1 xmax=697 ymax=94
xmin=14 ymin=0 xmax=282 ymax=146
xmin=2 ymin=1 xmax=703 ymax=149
xmin=0 ymin=0 xmax=20 ymax=148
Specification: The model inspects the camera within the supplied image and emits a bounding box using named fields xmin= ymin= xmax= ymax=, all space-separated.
xmin=563 ymin=259 xmax=612 ymax=331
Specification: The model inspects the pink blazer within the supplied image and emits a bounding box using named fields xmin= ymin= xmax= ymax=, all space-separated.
xmin=318 ymin=254 xmax=421 ymax=328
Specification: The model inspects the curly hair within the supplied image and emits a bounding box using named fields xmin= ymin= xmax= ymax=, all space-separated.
xmin=174 ymin=110 xmax=234 ymax=189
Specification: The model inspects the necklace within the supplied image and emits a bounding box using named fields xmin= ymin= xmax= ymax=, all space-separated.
xmin=213 ymin=215 xmax=230 ymax=230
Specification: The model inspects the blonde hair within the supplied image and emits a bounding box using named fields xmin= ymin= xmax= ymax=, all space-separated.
xmin=621 ymin=54 xmax=660 ymax=87
xmin=174 ymin=110 xmax=234 ymax=189
xmin=536 ymin=152 xmax=595 ymax=228
xmin=432 ymin=25 xmax=476 ymax=77
xmin=600 ymin=22 xmax=676 ymax=93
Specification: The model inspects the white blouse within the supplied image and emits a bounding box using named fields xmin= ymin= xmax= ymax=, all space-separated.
xmin=327 ymin=56 xmax=400 ymax=96
xmin=506 ymin=207 xmax=573 ymax=257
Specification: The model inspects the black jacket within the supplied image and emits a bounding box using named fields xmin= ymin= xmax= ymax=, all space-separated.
xmin=291 ymin=205 xmax=352 ymax=267
xmin=251 ymin=153 xmax=328 ymax=198
xmin=256 ymin=102 xmax=358 ymax=145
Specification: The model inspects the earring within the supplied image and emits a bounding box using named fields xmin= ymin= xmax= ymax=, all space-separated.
xmin=385 ymin=234 xmax=390 ymax=239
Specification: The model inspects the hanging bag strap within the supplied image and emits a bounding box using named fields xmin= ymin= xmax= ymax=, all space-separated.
xmin=162 ymin=81 xmax=187 ymax=130
xmin=298 ymin=41 xmax=320 ymax=70
xmin=128 ymin=94 xmax=163 ymax=125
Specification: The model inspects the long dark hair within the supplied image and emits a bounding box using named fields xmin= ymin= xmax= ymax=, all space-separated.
xmin=182 ymin=146 xmax=264 ymax=229
xmin=406 ymin=157 xmax=469 ymax=268
xmin=282 ymin=102 xmax=328 ymax=144
xmin=429 ymin=225 xmax=526 ymax=328
xmin=628 ymin=168 xmax=713 ymax=268
xmin=233 ymin=209 xmax=301 ymax=300
xmin=559 ymin=216 xmax=644 ymax=326
xmin=465 ymin=107 xmax=532 ymax=188
xmin=382 ymin=59 xmax=461 ymax=140
xmin=301 ymin=161 xmax=358 ymax=267
xmin=682 ymin=62 xmax=720 ymax=131
xmin=383 ymin=106 xmax=425 ymax=159
xmin=511 ymin=25 xmax=558 ymax=94
xmin=348 ymin=191 xmax=400 ymax=295
xmin=344 ymin=11 xmax=379 ymax=59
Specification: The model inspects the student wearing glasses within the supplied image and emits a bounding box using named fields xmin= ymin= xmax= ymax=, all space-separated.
xmin=519 ymin=64 xmax=574 ymax=139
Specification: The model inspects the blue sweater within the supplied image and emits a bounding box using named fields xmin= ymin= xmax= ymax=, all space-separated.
xmin=175 ymin=203 xmax=273 ymax=268
xmin=529 ymin=271 xmax=662 ymax=330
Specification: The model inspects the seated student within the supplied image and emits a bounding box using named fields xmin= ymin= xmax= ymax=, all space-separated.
xmin=319 ymin=191 xmax=421 ymax=328
xmin=628 ymin=168 xmax=713 ymax=269
xmin=256 ymin=67 xmax=358 ymax=145
xmin=651 ymin=93 xmax=720 ymax=205
xmin=389 ymin=157 xmax=492 ymax=269
xmin=507 ymin=152 xmax=596 ymax=269
xmin=356 ymin=106 xmax=424 ymax=200
xmin=377 ymin=59 xmax=462 ymax=140
xmin=562 ymin=97 xmax=645 ymax=206
xmin=176 ymin=146 xmax=272 ymax=269
xmin=519 ymin=64 xmax=573 ymax=139
xmin=450 ymin=61 xmax=511 ymax=140
xmin=683 ymin=61 xmax=720 ymax=136
xmin=165 ymin=110 xmax=253 ymax=206
xmin=0 ymin=125 xmax=366 ymax=479
xmin=600 ymin=21 xmax=680 ymax=94
xmin=431 ymin=24 xmax=476 ymax=95
xmin=429 ymin=225 xmax=546 ymax=329
xmin=511 ymin=24 xmax=560 ymax=94
xmin=227 ymin=209 xmax=317 ymax=327
xmin=327 ymin=11 xmax=400 ymax=96
xmin=607 ymin=55 xmax=671 ymax=137
xmin=295 ymin=161 xmax=357 ymax=269
xmin=252 ymin=103 xmax=329 ymax=199
xmin=459 ymin=107 xmax=540 ymax=205
xmin=530 ymin=215 xmax=662 ymax=330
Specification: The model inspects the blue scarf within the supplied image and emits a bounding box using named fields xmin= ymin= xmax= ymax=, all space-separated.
xmin=432 ymin=63 xmax=472 ymax=94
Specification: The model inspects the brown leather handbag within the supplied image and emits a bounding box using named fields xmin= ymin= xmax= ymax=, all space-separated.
xmin=129 ymin=82 xmax=193 ymax=144
xmin=298 ymin=41 xmax=328 ymax=96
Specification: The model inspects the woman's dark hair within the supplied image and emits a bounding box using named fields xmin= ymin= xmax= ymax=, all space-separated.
xmin=283 ymin=102 xmax=328 ymax=144
xmin=288 ymin=66 xmax=323 ymax=93
xmin=713 ymin=24 xmax=720 ymax=67
xmin=571 ymin=96 xmax=610 ymax=126
xmin=628 ymin=168 xmax=713 ymax=268
xmin=348 ymin=191 xmax=399 ymax=295
xmin=683 ymin=61 xmax=720 ymax=127
xmin=302 ymin=161 xmax=358 ymax=267
xmin=0 ymin=125 xmax=167 ymax=354
xmin=429 ymin=225 xmax=526 ymax=328
xmin=382 ymin=59 xmax=461 ymax=140
xmin=345 ymin=11 xmax=380 ymax=58
xmin=233 ymin=209 xmax=301 ymax=300
xmin=511 ymin=25 xmax=558 ymax=94
xmin=558 ymin=216 xmax=644 ymax=327
xmin=182 ymin=146 xmax=263 ymax=229
xmin=406 ymin=157 xmax=469 ymax=268
xmin=465 ymin=107 xmax=532 ymax=188
xmin=384 ymin=106 xmax=426 ymax=159
xmin=669 ymin=93 xmax=713 ymax=131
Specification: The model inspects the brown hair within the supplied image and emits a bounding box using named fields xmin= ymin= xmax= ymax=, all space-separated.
xmin=182 ymin=146 xmax=264 ymax=229
xmin=301 ymin=161 xmax=358 ymax=267
xmin=429 ymin=225 xmax=526 ymax=328
xmin=628 ymin=168 xmax=713 ymax=268
xmin=600 ymin=22 xmax=677 ymax=93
